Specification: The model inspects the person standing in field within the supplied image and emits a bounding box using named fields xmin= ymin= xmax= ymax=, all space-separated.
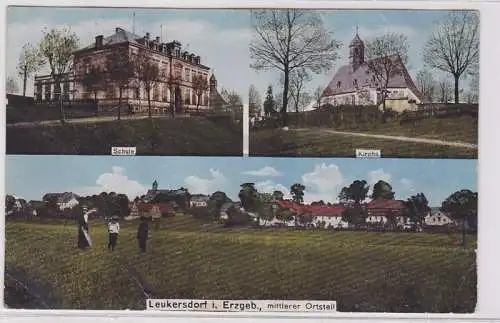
xmin=77 ymin=206 xmax=92 ymax=250
xmin=137 ymin=216 xmax=149 ymax=253
xmin=107 ymin=215 xmax=120 ymax=251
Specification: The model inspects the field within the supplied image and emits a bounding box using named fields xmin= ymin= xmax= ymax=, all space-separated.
xmin=6 ymin=117 xmax=242 ymax=155
xmin=250 ymin=115 xmax=477 ymax=158
xmin=5 ymin=216 xmax=477 ymax=312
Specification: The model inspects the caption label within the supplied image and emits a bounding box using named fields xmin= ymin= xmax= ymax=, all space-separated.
xmin=146 ymin=299 xmax=337 ymax=312
xmin=355 ymin=149 xmax=381 ymax=158
xmin=111 ymin=147 xmax=137 ymax=156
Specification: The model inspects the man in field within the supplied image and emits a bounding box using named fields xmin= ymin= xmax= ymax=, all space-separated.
xmin=137 ymin=216 xmax=149 ymax=253
xmin=107 ymin=215 xmax=120 ymax=251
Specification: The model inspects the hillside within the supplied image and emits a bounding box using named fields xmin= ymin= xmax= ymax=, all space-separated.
xmin=5 ymin=218 xmax=477 ymax=312
xmin=6 ymin=117 xmax=243 ymax=155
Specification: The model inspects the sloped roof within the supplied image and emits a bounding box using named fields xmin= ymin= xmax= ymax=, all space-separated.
xmin=277 ymin=200 xmax=345 ymax=217
xmin=80 ymin=27 xmax=143 ymax=51
xmin=134 ymin=203 xmax=170 ymax=214
xmin=366 ymin=198 xmax=406 ymax=210
xmin=322 ymin=54 xmax=425 ymax=102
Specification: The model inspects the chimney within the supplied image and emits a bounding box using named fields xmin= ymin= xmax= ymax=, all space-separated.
xmin=95 ymin=35 xmax=104 ymax=49
xmin=145 ymin=32 xmax=150 ymax=40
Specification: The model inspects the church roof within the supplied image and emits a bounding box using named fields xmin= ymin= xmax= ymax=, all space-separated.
xmin=350 ymin=33 xmax=364 ymax=47
xmin=322 ymin=54 xmax=425 ymax=103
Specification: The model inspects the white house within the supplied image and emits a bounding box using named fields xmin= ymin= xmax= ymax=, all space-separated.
xmin=424 ymin=208 xmax=454 ymax=226
xmin=58 ymin=193 xmax=80 ymax=210
xmin=190 ymin=194 xmax=210 ymax=208
xmin=313 ymin=215 xmax=349 ymax=229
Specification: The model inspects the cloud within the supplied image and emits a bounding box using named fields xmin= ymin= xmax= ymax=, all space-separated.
xmin=243 ymin=166 xmax=281 ymax=177
xmin=255 ymin=180 xmax=291 ymax=199
xmin=73 ymin=166 xmax=147 ymax=199
xmin=184 ymin=168 xmax=227 ymax=195
xmin=368 ymin=169 xmax=392 ymax=185
xmin=400 ymin=178 xmax=415 ymax=190
xmin=6 ymin=12 xmax=251 ymax=102
xmin=301 ymin=163 xmax=345 ymax=203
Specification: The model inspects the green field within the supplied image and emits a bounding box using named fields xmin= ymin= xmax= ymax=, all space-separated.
xmin=4 ymin=217 xmax=477 ymax=312
xmin=6 ymin=117 xmax=242 ymax=155
xmin=250 ymin=128 xmax=477 ymax=158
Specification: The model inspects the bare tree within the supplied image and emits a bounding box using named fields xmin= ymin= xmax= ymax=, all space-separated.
xmin=365 ymin=33 xmax=409 ymax=120
xmin=438 ymin=78 xmax=453 ymax=103
xmin=250 ymin=9 xmax=341 ymax=126
xmin=191 ymin=74 xmax=209 ymax=112
xmin=136 ymin=49 xmax=160 ymax=118
xmin=285 ymin=68 xmax=312 ymax=114
xmin=17 ymin=43 xmax=45 ymax=97
xmin=81 ymin=65 xmax=105 ymax=105
xmin=38 ymin=27 xmax=79 ymax=121
xmin=6 ymin=76 xmax=19 ymax=94
xmin=105 ymin=47 xmax=135 ymax=120
xmin=423 ymin=11 xmax=479 ymax=104
xmin=416 ymin=69 xmax=437 ymax=103
xmin=313 ymin=86 xmax=323 ymax=109
xmin=248 ymin=84 xmax=262 ymax=118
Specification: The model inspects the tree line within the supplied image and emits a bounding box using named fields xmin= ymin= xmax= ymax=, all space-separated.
xmin=249 ymin=10 xmax=479 ymax=126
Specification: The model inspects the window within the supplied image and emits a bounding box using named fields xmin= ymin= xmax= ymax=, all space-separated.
xmin=135 ymin=88 xmax=140 ymax=99
xmin=372 ymin=75 xmax=376 ymax=82
xmin=353 ymin=79 xmax=358 ymax=87
xmin=185 ymin=68 xmax=191 ymax=82
xmin=85 ymin=64 xmax=90 ymax=74
xmin=337 ymin=81 xmax=341 ymax=88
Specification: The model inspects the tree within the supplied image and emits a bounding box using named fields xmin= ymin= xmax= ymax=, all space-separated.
xmin=167 ymin=73 xmax=182 ymax=117
xmin=423 ymin=11 xmax=479 ymax=104
xmin=5 ymin=195 xmax=16 ymax=212
xmin=290 ymin=183 xmax=305 ymax=204
xmin=438 ymin=78 xmax=453 ymax=103
xmin=416 ymin=69 xmax=437 ymax=103
xmin=38 ymin=27 xmax=79 ymax=121
xmin=17 ymin=42 xmax=45 ymax=96
xmin=276 ymin=208 xmax=295 ymax=224
xmin=441 ymin=189 xmax=477 ymax=248
xmin=258 ymin=203 xmax=275 ymax=226
xmin=371 ymin=180 xmax=395 ymax=200
xmin=104 ymin=47 xmax=135 ymax=120
xmin=6 ymin=77 xmax=19 ymax=95
xmin=136 ymin=49 xmax=160 ymax=118
xmin=248 ymin=84 xmax=262 ymax=118
xmin=365 ymin=33 xmax=409 ymax=119
xmin=250 ymin=9 xmax=341 ymax=126
xmin=297 ymin=213 xmax=314 ymax=227
xmin=221 ymin=88 xmax=243 ymax=107
xmin=313 ymin=86 xmax=323 ymax=109
xmin=272 ymin=190 xmax=284 ymax=201
xmin=284 ymin=68 xmax=312 ymax=115
xmin=341 ymin=207 xmax=366 ymax=229
xmin=208 ymin=191 xmax=231 ymax=220
xmin=81 ymin=65 xmax=105 ymax=104
xmin=338 ymin=180 xmax=370 ymax=207
xmin=405 ymin=193 xmax=430 ymax=227
xmin=263 ymin=85 xmax=276 ymax=117
xmin=192 ymin=74 xmax=209 ymax=111
xmin=238 ymin=183 xmax=261 ymax=213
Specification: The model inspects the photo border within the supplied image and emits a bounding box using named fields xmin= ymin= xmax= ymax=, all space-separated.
xmin=1 ymin=0 xmax=498 ymax=322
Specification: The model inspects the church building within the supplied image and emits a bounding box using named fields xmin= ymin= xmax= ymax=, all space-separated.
xmin=319 ymin=31 xmax=424 ymax=112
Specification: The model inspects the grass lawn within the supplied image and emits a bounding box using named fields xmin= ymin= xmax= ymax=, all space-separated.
xmin=5 ymin=217 xmax=477 ymax=312
xmin=250 ymin=128 xmax=477 ymax=158
xmin=6 ymin=117 xmax=242 ymax=155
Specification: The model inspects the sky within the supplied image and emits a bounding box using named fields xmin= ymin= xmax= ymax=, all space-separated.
xmin=6 ymin=155 xmax=476 ymax=207
xmin=6 ymin=6 xmax=251 ymax=102
xmin=249 ymin=9 xmax=478 ymax=109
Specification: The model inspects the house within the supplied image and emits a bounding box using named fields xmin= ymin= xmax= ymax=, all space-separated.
xmin=33 ymin=27 xmax=228 ymax=114
xmin=220 ymin=202 xmax=235 ymax=220
xmin=365 ymin=198 xmax=408 ymax=226
xmin=142 ymin=180 xmax=190 ymax=209
xmin=424 ymin=207 xmax=455 ymax=226
xmin=190 ymin=194 xmax=210 ymax=208
xmin=42 ymin=192 xmax=80 ymax=210
xmin=129 ymin=202 xmax=170 ymax=220
xmin=318 ymin=30 xmax=424 ymax=113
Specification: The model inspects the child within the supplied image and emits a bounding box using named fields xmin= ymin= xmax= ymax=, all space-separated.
xmin=107 ymin=216 xmax=120 ymax=251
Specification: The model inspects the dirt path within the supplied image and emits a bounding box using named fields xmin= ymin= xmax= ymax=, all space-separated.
xmin=295 ymin=128 xmax=478 ymax=149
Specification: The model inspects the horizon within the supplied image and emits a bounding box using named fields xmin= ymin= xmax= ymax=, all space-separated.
xmin=6 ymin=155 xmax=477 ymax=207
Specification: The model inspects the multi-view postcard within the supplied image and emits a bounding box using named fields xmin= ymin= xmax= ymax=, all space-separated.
xmin=5 ymin=7 xmax=248 ymax=156
xmin=3 ymin=5 xmax=479 ymax=317
xmin=4 ymin=155 xmax=477 ymax=312
xmin=249 ymin=10 xmax=479 ymax=159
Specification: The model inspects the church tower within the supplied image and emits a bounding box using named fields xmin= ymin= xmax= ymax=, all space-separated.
xmin=152 ymin=180 xmax=158 ymax=191
xmin=349 ymin=27 xmax=364 ymax=72
xmin=209 ymin=74 xmax=217 ymax=92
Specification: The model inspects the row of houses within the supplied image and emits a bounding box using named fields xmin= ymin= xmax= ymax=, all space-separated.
xmin=250 ymin=198 xmax=456 ymax=230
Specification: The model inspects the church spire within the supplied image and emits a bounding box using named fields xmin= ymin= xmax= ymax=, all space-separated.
xmin=349 ymin=27 xmax=364 ymax=71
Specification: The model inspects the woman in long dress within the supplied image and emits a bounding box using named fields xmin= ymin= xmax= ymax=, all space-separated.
xmin=77 ymin=207 xmax=91 ymax=250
